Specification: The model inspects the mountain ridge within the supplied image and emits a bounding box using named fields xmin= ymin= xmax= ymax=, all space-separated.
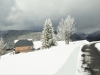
xmin=0 ymin=30 xmax=100 ymax=48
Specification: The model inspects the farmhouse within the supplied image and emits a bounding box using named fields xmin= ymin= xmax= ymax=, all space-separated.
xmin=14 ymin=39 xmax=34 ymax=53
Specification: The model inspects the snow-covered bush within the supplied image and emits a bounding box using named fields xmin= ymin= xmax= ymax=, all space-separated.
xmin=41 ymin=18 xmax=57 ymax=49
xmin=0 ymin=37 xmax=7 ymax=55
xmin=57 ymin=15 xmax=77 ymax=44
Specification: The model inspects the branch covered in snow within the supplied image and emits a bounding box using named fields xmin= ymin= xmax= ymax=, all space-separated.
xmin=0 ymin=37 xmax=7 ymax=55
xmin=57 ymin=15 xmax=77 ymax=44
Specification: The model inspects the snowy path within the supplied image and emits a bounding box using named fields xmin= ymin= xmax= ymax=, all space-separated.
xmin=55 ymin=46 xmax=81 ymax=75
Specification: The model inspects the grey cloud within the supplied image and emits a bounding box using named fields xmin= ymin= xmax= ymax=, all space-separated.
xmin=0 ymin=0 xmax=20 ymax=28
xmin=0 ymin=0 xmax=100 ymax=33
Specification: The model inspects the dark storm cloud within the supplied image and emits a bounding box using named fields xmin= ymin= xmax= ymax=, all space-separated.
xmin=0 ymin=0 xmax=15 ymax=25
xmin=0 ymin=0 xmax=100 ymax=33
xmin=0 ymin=0 xmax=22 ymax=29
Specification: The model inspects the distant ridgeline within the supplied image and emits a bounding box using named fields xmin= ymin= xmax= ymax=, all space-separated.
xmin=0 ymin=30 xmax=41 ymax=48
xmin=0 ymin=30 xmax=100 ymax=48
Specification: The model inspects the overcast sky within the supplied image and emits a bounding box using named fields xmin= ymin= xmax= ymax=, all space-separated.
xmin=0 ymin=0 xmax=100 ymax=33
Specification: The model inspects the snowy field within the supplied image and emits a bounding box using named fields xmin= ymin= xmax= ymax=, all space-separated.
xmin=0 ymin=40 xmax=91 ymax=75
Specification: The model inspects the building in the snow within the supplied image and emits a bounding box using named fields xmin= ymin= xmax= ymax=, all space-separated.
xmin=14 ymin=39 xmax=34 ymax=53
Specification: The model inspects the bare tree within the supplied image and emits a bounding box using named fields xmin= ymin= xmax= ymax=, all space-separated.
xmin=0 ymin=37 xmax=7 ymax=55
xmin=57 ymin=15 xmax=77 ymax=44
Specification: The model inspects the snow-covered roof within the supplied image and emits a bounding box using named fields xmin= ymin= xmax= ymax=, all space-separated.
xmin=14 ymin=39 xmax=33 ymax=47
xmin=14 ymin=39 xmax=33 ymax=43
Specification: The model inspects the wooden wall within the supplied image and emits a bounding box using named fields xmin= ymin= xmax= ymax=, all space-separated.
xmin=15 ymin=46 xmax=33 ymax=53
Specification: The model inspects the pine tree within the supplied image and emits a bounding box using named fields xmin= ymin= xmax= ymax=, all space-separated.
xmin=41 ymin=18 xmax=57 ymax=49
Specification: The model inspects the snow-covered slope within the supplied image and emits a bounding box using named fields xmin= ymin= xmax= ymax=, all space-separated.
xmin=95 ymin=43 xmax=100 ymax=51
xmin=0 ymin=40 xmax=89 ymax=75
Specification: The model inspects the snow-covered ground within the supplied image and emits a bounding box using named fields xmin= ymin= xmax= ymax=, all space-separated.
xmin=95 ymin=42 xmax=100 ymax=51
xmin=0 ymin=40 xmax=89 ymax=75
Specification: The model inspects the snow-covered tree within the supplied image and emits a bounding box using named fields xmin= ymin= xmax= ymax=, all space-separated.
xmin=0 ymin=37 xmax=7 ymax=55
xmin=41 ymin=18 xmax=57 ymax=49
xmin=57 ymin=15 xmax=77 ymax=44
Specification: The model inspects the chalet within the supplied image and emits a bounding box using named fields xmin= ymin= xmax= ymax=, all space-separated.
xmin=14 ymin=39 xmax=34 ymax=53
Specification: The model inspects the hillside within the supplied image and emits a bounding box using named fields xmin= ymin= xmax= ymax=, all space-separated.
xmin=1 ymin=30 xmax=41 ymax=47
xmin=1 ymin=30 xmax=100 ymax=48
xmin=1 ymin=40 xmax=100 ymax=74
xmin=86 ymin=30 xmax=100 ymax=42
xmin=0 ymin=30 xmax=86 ymax=48
xmin=0 ymin=41 xmax=88 ymax=75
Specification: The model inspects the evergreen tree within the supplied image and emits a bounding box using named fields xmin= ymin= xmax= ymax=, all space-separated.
xmin=41 ymin=18 xmax=57 ymax=49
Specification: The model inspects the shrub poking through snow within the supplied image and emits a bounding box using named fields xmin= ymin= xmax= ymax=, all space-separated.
xmin=0 ymin=37 xmax=7 ymax=55
xmin=41 ymin=18 xmax=57 ymax=49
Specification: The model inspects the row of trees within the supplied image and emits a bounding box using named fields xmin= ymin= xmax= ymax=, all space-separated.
xmin=41 ymin=15 xmax=77 ymax=49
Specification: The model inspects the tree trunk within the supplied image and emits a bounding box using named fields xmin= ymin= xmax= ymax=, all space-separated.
xmin=65 ymin=33 xmax=70 ymax=44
